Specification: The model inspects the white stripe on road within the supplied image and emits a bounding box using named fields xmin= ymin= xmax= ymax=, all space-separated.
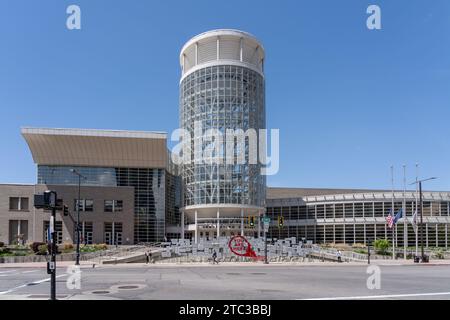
xmin=0 ymin=274 xmax=67 ymax=295
xmin=301 ymin=291 xmax=450 ymax=300
xmin=0 ymin=270 xmax=39 ymax=277
xmin=0 ymin=270 xmax=17 ymax=274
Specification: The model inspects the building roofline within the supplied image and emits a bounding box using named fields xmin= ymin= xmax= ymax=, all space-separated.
xmin=21 ymin=127 xmax=167 ymax=140
xmin=180 ymin=29 xmax=265 ymax=61
xmin=21 ymin=127 xmax=168 ymax=168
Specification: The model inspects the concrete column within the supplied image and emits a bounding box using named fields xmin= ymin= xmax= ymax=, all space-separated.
xmin=241 ymin=209 xmax=244 ymax=236
xmin=445 ymin=224 xmax=448 ymax=250
xmin=239 ymin=38 xmax=243 ymax=62
xmin=182 ymin=54 xmax=185 ymax=73
xmin=112 ymin=223 xmax=115 ymax=246
xmin=217 ymin=37 xmax=220 ymax=60
xmin=181 ymin=211 xmax=185 ymax=240
xmin=363 ymin=224 xmax=366 ymax=246
xmin=343 ymin=224 xmax=346 ymax=245
xmin=195 ymin=42 xmax=198 ymax=65
xmin=436 ymin=224 xmax=439 ymax=247
xmin=333 ymin=224 xmax=336 ymax=244
xmin=194 ymin=210 xmax=198 ymax=244
xmin=257 ymin=211 xmax=261 ymax=239
xmin=217 ymin=209 xmax=220 ymax=240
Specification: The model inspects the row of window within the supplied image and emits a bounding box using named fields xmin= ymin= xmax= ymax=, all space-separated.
xmin=7 ymin=220 xmax=124 ymax=245
xmin=267 ymin=201 xmax=450 ymax=219
xmin=74 ymin=199 xmax=123 ymax=213
xmin=267 ymin=223 xmax=450 ymax=248
xmin=37 ymin=166 xmax=165 ymax=243
xmin=8 ymin=197 xmax=123 ymax=213
xmin=43 ymin=221 xmax=124 ymax=245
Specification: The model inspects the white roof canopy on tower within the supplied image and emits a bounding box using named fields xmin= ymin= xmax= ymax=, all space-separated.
xmin=21 ymin=127 xmax=168 ymax=169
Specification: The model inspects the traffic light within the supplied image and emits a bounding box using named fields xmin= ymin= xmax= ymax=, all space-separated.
xmin=278 ymin=216 xmax=284 ymax=228
xmin=34 ymin=191 xmax=57 ymax=209
xmin=44 ymin=191 xmax=57 ymax=208
xmin=63 ymin=205 xmax=69 ymax=216
xmin=249 ymin=216 xmax=255 ymax=227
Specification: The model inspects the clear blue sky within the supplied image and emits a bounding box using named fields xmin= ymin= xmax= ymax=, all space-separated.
xmin=1 ymin=0 xmax=449 ymax=191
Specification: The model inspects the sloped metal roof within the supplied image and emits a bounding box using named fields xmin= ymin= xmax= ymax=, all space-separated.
xmin=21 ymin=127 xmax=168 ymax=169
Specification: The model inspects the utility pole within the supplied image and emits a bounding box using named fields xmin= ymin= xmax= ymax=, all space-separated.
xmin=33 ymin=190 xmax=58 ymax=300
xmin=264 ymin=216 xmax=268 ymax=264
xmin=76 ymin=172 xmax=81 ymax=265
xmin=264 ymin=228 xmax=268 ymax=264
xmin=50 ymin=203 xmax=57 ymax=300
xmin=70 ymin=169 xmax=86 ymax=266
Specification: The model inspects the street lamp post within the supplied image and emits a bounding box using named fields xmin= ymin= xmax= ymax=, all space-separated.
xmin=419 ymin=181 xmax=424 ymax=261
xmin=70 ymin=169 xmax=86 ymax=266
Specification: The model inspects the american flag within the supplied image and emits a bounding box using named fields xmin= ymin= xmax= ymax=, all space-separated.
xmin=386 ymin=211 xmax=394 ymax=229
xmin=412 ymin=210 xmax=418 ymax=233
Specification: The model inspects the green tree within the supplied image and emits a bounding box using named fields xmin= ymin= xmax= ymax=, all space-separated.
xmin=374 ymin=239 xmax=391 ymax=255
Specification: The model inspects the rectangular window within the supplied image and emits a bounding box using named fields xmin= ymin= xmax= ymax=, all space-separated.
xmin=8 ymin=220 xmax=28 ymax=244
xmin=104 ymin=200 xmax=123 ymax=213
xmin=9 ymin=197 xmax=29 ymax=211
xmin=114 ymin=200 xmax=123 ymax=212
xmin=104 ymin=200 xmax=113 ymax=212
xmin=85 ymin=200 xmax=94 ymax=212
xmin=43 ymin=221 xmax=63 ymax=244
xmin=9 ymin=197 xmax=19 ymax=210
xmin=74 ymin=199 xmax=94 ymax=212
xmin=76 ymin=222 xmax=93 ymax=245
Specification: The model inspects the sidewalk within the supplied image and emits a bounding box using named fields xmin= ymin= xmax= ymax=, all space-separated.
xmin=0 ymin=261 xmax=97 ymax=269
xmin=2 ymin=259 xmax=450 ymax=269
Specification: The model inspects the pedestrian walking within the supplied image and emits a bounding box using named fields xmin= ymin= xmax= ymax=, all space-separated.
xmin=212 ymin=250 xmax=218 ymax=264
xmin=146 ymin=251 xmax=150 ymax=264
xmin=337 ymin=250 xmax=342 ymax=263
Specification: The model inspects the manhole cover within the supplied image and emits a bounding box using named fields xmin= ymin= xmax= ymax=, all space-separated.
xmin=92 ymin=291 xmax=111 ymax=295
xmin=118 ymin=286 xmax=139 ymax=290
xmin=110 ymin=284 xmax=146 ymax=292
xmin=27 ymin=283 xmax=39 ymax=286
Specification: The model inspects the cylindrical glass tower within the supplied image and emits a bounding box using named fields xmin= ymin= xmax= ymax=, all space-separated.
xmin=179 ymin=29 xmax=266 ymax=240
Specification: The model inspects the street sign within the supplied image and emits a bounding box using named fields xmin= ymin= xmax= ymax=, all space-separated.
xmin=263 ymin=217 xmax=270 ymax=232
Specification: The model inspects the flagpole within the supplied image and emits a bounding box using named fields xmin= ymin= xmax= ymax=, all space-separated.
xmin=415 ymin=163 xmax=419 ymax=258
xmin=391 ymin=165 xmax=395 ymax=260
xmin=403 ymin=164 xmax=407 ymax=260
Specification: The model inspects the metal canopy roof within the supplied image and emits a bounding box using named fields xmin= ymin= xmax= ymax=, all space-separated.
xmin=21 ymin=127 xmax=168 ymax=169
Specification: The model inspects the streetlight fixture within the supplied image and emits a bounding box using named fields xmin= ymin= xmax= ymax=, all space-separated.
xmin=409 ymin=176 xmax=438 ymax=263
xmin=70 ymin=168 xmax=86 ymax=266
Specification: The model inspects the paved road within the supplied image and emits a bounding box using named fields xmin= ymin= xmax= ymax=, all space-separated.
xmin=0 ymin=263 xmax=449 ymax=300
